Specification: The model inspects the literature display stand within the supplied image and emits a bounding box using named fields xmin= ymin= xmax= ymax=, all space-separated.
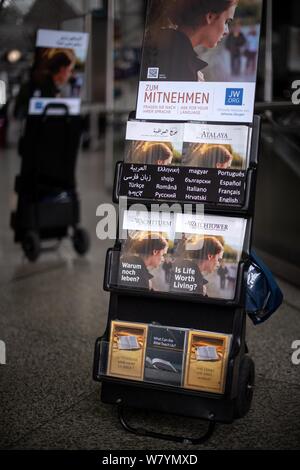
xmin=93 ymin=0 xmax=263 ymax=443
xmin=11 ymin=28 xmax=90 ymax=261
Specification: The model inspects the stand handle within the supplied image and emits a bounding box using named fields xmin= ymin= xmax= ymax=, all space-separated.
xmin=117 ymin=400 xmax=216 ymax=445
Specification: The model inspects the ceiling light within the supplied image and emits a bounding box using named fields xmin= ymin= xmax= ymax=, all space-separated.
xmin=7 ymin=49 xmax=22 ymax=63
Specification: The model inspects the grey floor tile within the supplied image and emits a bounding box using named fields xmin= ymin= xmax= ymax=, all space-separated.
xmin=246 ymin=304 xmax=300 ymax=384
xmin=278 ymin=279 xmax=300 ymax=311
xmin=0 ymin=251 xmax=110 ymax=342
xmin=0 ymin=325 xmax=97 ymax=448
xmin=6 ymin=377 xmax=300 ymax=450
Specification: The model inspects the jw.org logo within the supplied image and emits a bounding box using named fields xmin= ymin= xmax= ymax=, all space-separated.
xmin=34 ymin=101 xmax=44 ymax=110
xmin=0 ymin=340 xmax=6 ymax=365
xmin=225 ymin=88 xmax=244 ymax=106
xmin=0 ymin=80 xmax=6 ymax=105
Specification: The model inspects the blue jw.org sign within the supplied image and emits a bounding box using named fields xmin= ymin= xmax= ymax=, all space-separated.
xmin=225 ymin=88 xmax=244 ymax=106
xmin=34 ymin=101 xmax=44 ymax=110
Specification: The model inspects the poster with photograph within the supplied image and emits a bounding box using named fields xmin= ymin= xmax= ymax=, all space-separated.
xmin=107 ymin=321 xmax=148 ymax=381
xmin=136 ymin=0 xmax=262 ymax=122
xmin=118 ymin=210 xmax=247 ymax=300
xmin=144 ymin=325 xmax=187 ymax=386
xmin=29 ymin=29 xmax=89 ymax=115
xmin=184 ymin=330 xmax=231 ymax=394
xmin=121 ymin=120 xmax=250 ymax=205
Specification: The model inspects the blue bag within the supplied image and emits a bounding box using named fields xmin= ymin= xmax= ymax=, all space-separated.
xmin=246 ymin=251 xmax=283 ymax=325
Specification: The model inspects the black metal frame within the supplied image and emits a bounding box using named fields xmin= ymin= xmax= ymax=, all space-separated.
xmin=117 ymin=400 xmax=216 ymax=445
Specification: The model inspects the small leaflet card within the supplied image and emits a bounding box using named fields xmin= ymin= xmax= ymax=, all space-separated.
xmin=184 ymin=330 xmax=231 ymax=394
xmin=144 ymin=325 xmax=187 ymax=387
xmin=107 ymin=321 xmax=148 ymax=381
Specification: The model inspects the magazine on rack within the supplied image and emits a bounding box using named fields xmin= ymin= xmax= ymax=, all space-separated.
xmin=136 ymin=0 xmax=263 ymax=122
xmin=118 ymin=210 xmax=247 ymax=300
xmin=120 ymin=120 xmax=252 ymax=205
xmin=184 ymin=330 xmax=231 ymax=394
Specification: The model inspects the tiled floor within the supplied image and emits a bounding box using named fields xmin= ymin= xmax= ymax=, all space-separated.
xmin=0 ymin=145 xmax=300 ymax=450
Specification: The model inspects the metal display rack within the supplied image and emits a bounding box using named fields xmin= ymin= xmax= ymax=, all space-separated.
xmin=93 ymin=0 xmax=262 ymax=443
xmin=93 ymin=111 xmax=261 ymax=443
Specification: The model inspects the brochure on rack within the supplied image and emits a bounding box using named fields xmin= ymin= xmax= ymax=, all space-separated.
xmin=107 ymin=321 xmax=148 ymax=380
xmin=184 ymin=330 xmax=231 ymax=394
xmin=144 ymin=325 xmax=188 ymax=386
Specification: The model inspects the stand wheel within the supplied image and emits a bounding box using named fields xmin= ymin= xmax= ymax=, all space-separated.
xmin=22 ymin=231 xmax=41 ymax=262
xmin=234 ymin=355 xmax=255 ymax=419
xmin=72 ymin=227 xmax=90 ymax=255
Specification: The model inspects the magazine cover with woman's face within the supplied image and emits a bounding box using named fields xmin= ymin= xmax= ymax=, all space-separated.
xmin=136 ymin=0 xmax=263 ymax=122
xmin=125 ymin=120 xmax=250 ymax=170
xmin=118 ymin=210 xmax=247 ymax=300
